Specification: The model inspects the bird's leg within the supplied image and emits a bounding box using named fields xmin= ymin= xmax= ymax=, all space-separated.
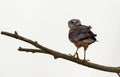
xmin=83 ymin=46 xmax=88 ymax=61
xmin=73 ymin=47 xmax=79 ymax=57
xmin=69 ymin=48 xmax=79 ymax=58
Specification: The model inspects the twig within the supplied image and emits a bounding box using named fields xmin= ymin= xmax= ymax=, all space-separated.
xmin=1 ymin=31 xmax=54 ymax=52
xmin=1 ymin=31 xmax=120 ymax=74
xmin=18 ymin=47 xmax=44 ymax=53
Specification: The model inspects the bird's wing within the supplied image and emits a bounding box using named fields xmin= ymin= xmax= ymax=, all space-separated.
xmin=69 ymin=29 xmax=75 ymax=42
xmin=69 ymin=26 xmax=97 ymax=42
xmin=88 ymin=30 xmax=97 ymax=41
xmin=69 ymin=26 xmax=89 ymax=42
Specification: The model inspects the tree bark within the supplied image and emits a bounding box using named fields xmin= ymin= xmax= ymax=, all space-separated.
xmin=1 ymin=31 xmax=120 ymax=75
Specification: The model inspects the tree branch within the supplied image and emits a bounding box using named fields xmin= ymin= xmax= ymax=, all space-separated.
xmin=1 ymin=31 xmax=120 ymax=74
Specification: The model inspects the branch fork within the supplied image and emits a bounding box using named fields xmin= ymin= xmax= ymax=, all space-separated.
xmin=1 ymin=31 xmax=120 ymax=76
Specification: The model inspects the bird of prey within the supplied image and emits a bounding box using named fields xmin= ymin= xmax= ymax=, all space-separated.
xmin=68 ymin=19 xmax=97 ymax=61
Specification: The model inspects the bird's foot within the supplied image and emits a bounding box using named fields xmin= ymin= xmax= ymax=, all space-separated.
xmin=68 ymin=54 xmax=76 ymax=57
xmin=83 ymin=59 xmax=90 ymax=62
xmin=76 ymin=52 xmax=80 ymax=59
xmin=68 ymin=53 xmax=80 ymax=59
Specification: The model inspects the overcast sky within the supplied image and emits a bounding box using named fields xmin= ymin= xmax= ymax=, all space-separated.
xmin=0 ymin=0 xmax=120 ymax=77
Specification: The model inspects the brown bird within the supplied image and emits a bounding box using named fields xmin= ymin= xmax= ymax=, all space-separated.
xmin=68 ymin=19 xmax=97 ymax=61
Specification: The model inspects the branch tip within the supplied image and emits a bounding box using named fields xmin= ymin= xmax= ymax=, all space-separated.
xmin=34 ymin=41 xmax=38 ymax=44
xmin=18 ymin=47 xmax=22 ymax=50
xmin=1 ymin=31 xmax=4 ymax=34
xmin=14 ymin=31 xmax=18 ymax=35
xmin=54 ymin=56 xmax=58 ymax=59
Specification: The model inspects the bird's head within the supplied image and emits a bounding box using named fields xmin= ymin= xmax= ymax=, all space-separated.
xmin=68 ymin=19 xmax=81 ymax=28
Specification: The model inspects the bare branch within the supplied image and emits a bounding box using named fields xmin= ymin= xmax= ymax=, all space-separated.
xmin=1 ymin=31 xmax=54 ymax=52
xmin=18 ymin=47 xmax=62 ymax=59
xmin=1 ymin=31 xmax=120 ymax=74
xmin=18 ymin=47 xmax=44 ymax=53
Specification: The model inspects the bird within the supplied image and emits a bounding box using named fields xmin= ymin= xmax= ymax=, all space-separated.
xmin=68 ymin=19 xmax=97 ymax=61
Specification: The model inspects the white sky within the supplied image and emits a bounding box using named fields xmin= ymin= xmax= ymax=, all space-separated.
xmin=0 ymin=0 xmax=120 ymax=77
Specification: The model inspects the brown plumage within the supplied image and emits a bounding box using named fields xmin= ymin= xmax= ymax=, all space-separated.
xmin=68 ymin=19 xmax=97 ymax=60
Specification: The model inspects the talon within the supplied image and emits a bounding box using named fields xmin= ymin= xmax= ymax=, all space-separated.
xmin=87 ymin=59 xmax=90 ymax=62
xmin=68 ymin=54 xmax=76 ymax=58
xmin=68 ymin=54 xmax=73 ymax=56
xmin=76 ymin=52 xmax=80 ymax=59
xmin=83 ymin=59 xmax=90 ymax=62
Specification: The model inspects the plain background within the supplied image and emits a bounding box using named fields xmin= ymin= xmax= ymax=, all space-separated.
xmin=0 ymin=0 xmax=120 ymax=77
